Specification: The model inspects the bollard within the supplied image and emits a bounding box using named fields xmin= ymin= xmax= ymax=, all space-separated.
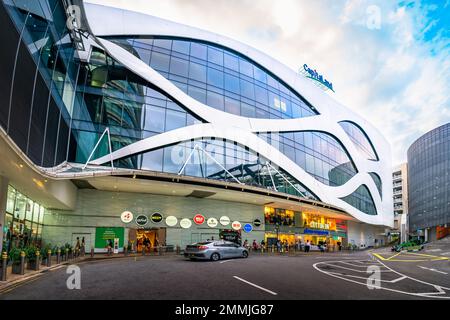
xmin=124 ymin=246 xmax=128 ymax=256
xmin=90 ymin=248 xmax=94 ymax=258
xmin=142 ymin=247 xmax=146 ymax=256
xmin=65 ymin=248 xmax=69 ymax=261
xmin=158 ymin=246 xmax=162 ymax=256
xmin=57 ymin=249 xmax=61 ymax=264
xmin=176 ymin=245 xmax=180 ymax=255
xmin=20 ymin=251 xmax=26 ymax=275
xmin=1 ymin=251 xmax=7 ymax=281
xmin=271 ymin=244 xmax=274 ymax=253
xmin=47 ymin=250 xmax=51 ymax=267
xmin=35 ymin=251 xmax=40 ymax=271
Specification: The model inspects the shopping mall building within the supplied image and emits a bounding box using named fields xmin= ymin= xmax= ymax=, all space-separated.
xmin=0 ymin=0 xmax=393 ymax=253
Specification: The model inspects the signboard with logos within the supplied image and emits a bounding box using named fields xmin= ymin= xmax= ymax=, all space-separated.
xmin=219 ymin=216 xmax=230 ymax=226
xmin=207 ymin=218 xmax=218 ymax=228
xmin=299 ymin=64 xmax=335 ymax=93
xmin=135 ymin=215 xmax=148 ymax=227
xmin=193 ymin=214 xmax=205 ymax=225
xmin=94 ymin=227 xmax=124 ymax=249
xmin=243 ymin=224 xmax=253 ymax=233
xmin=253 ymin=219 xmax=262 ymax=227
xmin=151 ymin=212 xmax=163 ymax=224
xmin=180 ymin=218 xmax=192 ymax=229
xmin=120 ymin=211 xmax=133 ymax=224
xmin=231 ymin=221 xmax=242 ymax=231
xmin=165 ymin=216 xmax=178 ymax=227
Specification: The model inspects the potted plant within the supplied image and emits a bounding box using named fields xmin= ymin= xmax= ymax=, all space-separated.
xmin=40 ymin=244 xmax=52 ymax=265
xmin=26 ymin=245 xmax=39 ymax=270
xmin=9 ymin=247 xmax=24 ymax=274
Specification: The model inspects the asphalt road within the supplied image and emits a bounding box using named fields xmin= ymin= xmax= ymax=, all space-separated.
xmin=1 ymin=248 xmax=449 ymax=300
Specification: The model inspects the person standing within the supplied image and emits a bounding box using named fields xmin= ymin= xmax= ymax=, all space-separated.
xmin=305 ymin=240 xmax=310 ymax=253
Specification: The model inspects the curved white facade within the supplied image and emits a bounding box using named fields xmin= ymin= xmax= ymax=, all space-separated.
xmin=83 ymin=3 xmax=393 ymax=228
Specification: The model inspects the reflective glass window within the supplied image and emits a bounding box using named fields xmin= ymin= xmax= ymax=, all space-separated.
xmin=207 ymin=91 xmax=225 ymax=110
xmin=145 ymin=105 xmax=166 ymax=132
xmin=190 ymin=42 xmax=207 ymax=60
xmin=239 ymin=59 xmax=254 ymax=78
xmin=150 ymin=51 xmax=170 ymax=72
xmin=224 ymin=53 xmax=239 ymax=71
xmin=207 ymin=67 xmax=224 ymax=88
xmin=224 ymin=74 xmax=240 ymax=94
xmin=170 ymin=57 xmax=189 ymax=77
xmin=208 ymin=47 xmax=223 ymax=66
xmin=172 ymin=40 xmax=190 ymax=54
xmin=240 ymin=79 xmax=255 ymax=100
xmin=189 ymin=62 xmax=207 ymax=82
xmin=165 ymin=109 xmax=187 ymax=131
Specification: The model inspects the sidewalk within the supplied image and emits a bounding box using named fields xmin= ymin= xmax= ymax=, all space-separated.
xmin=0 ymin=251 xmax=182 ymax=293
xmin=0 ymin=256 xmax=88 ymax=293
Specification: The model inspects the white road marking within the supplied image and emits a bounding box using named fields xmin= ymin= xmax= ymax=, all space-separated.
xmin=426 ymin=249 xmax=442 ymax=252
xmin=220 ymin=260 xmax=234 ymax=264
xmin=313 ymin=259 xmax=450 ymax=299
xmin=418 ymin=266 xmax=448 ymax=275
xmin=233 ymin=276 xmax=278 ymax=296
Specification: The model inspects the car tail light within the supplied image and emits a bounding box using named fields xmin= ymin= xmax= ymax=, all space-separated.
xmin=198 ymin=246 xmax=208 ymax=250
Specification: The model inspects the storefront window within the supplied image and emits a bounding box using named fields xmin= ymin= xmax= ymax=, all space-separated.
xmin=6 ymin=185 xmax=16 ymax=213
xmin=14 ymin=193 xmax=27 ymax=220
xmin=302 ymin=213 xmax=337 ymax=231
xmin=32 ymin=203 xmax=40 ymax=222
xmin=264 ymin=207 xmax=295 ymax=226
xmin=3 ymin=185 xmax=46 ymax=251
xmin=25 ymin=199 xmax=33 ymax=221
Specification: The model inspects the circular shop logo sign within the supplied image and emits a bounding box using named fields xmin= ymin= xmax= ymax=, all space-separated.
xmin=207 ymin=218 xmax=218 ymax=228
xmin=120 ymin=211 xmax=133 ymax=224
xmin=253 ymin=219 xmax=262 ymax=227
xmin=193 ymin=214 xmax=205 ymax=225
xmin=231 ymin=221 xmax=242 ymax=231
xmin=136 ymin=215 xmax=148 ymax=227
xmin=165 ymin=216 xmax=178 ymax=227
xmin=151 ymin=212 xmax=163 ymax=224
xmin=180 ymin=218 xmax=192 ymax=229
xmin=243 ymin=223 xmax=253 ymax=233
xmin=219 ymin=216 xmax=230 ymax=226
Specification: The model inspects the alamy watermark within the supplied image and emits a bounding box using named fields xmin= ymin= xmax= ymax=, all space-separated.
xmin=366 ymin=265 xmax=381 ymax=290
xmin=66 ymin=265 xmax=81 ymax=290
xmin=366 ymin=5 xmax=381 ymax=30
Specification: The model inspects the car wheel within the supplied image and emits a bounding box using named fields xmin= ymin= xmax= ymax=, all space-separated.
xmin=210 ymin=253 xmax=220 ymax=261
xmin=242 ymin=251 xmax=249 ymax=258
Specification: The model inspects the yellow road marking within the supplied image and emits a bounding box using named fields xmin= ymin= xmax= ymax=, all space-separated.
xmin=372 ymin=251 xmax=449 ymax=262
xmin=372 ymin=253 xmax=388 ymax=261
xmin=386 ymin=251 xmax=403 ymax=261
xmin=403 ymin=252 xmax=449 ymax=259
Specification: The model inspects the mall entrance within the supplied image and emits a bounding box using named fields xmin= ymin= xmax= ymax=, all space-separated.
xmin=129 ymin=228 xmax=166 ymax=252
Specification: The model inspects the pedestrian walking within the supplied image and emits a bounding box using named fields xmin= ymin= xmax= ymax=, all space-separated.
xmin=305 ymin=240 xmax=311 ymax=253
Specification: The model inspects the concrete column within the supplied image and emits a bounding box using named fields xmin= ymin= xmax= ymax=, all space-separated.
xmin=0 ymin=176 xmax=9 ymax=254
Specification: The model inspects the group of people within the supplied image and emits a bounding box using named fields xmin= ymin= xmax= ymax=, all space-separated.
xmin=137 ymin=236 xmax=160 ymax=253
xmin=264 ymin=214 xmax=295 ymax=227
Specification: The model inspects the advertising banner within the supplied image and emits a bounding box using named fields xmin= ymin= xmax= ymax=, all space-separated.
xmin=95 ymin=227 xmax=125 ymax=249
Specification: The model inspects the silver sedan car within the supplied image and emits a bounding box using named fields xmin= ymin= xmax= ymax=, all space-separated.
xmin=184 ymin=241 xmax=249 ymax=261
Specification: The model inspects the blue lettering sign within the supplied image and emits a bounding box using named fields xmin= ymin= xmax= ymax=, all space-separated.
xmin=302 ymin=64 xmax=334 ymax=92
xmin=303 ymin=228 xmax=329 ymax=236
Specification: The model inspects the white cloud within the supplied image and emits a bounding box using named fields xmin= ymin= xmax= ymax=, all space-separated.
xmin=85 ymin=0 xmax=450 ymax=167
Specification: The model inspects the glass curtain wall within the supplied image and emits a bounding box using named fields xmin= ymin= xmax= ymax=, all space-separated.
xmin=3 ymin=185 xmax=46 ymax=252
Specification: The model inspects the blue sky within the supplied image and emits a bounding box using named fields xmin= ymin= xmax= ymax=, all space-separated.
xmin=87 ymin=0 xmax=449 ymax=166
